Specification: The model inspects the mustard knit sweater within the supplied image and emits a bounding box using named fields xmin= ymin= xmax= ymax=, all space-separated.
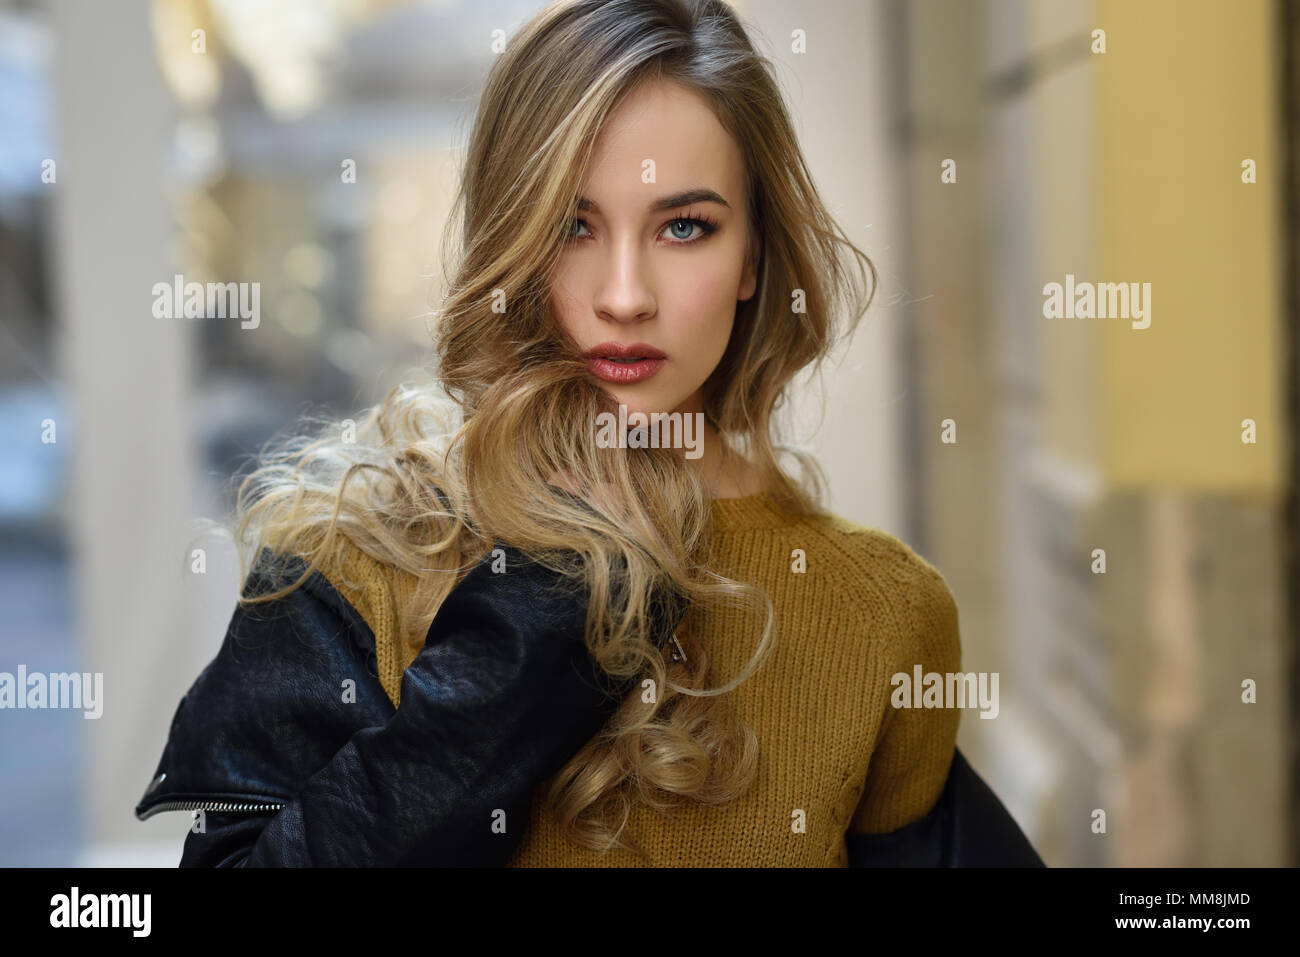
xmin=318 ymin=492 xmax=963 ymax=867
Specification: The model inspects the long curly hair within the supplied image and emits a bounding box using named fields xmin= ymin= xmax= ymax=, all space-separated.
xmin=223 ymin=0 xmax=875 ymax=857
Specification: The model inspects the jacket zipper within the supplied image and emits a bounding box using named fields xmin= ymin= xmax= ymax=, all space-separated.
xmin=139 ymin=798 xmax=286 ymax=818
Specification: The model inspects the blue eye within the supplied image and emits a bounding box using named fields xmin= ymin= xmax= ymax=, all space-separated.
xmin=664 ymin=219 xmax=698 ymax=241
xmin=563 ymin=215 xmax=717 ymax=244
xmin=661 ymin=217 xmax=717 ymax=244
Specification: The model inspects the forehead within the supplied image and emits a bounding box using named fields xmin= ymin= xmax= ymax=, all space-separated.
xmin=583 ymin=79 xmax=745 ymax=205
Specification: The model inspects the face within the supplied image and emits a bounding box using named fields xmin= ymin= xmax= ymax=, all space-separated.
xmin=549 ymin=79 xmax=759 ymax=425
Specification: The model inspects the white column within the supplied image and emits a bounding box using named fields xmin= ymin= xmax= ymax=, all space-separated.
xmin=48 ymin=0 xmax=198 ymax=860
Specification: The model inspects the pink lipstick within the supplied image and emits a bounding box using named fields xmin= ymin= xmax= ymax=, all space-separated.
xmin=583 ymin=341 xmax=667 ymax=384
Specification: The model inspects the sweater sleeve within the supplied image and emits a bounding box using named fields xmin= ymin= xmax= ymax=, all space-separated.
xmin=847 ymin=560 xmax=963 ymax=835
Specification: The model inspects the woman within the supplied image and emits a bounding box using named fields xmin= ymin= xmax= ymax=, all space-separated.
xmin=136 ymin=0 xmax=1041 ymax=867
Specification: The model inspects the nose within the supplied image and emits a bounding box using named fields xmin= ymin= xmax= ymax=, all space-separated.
xmin=593 ymin=239 xmax=656 ymax=325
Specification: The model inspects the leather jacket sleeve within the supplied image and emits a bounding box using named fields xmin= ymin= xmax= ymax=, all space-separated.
xmin=844 ymin=747 xmax=1045 ymax=867
xmin=134 ymin=541 xmax=687 ymax=867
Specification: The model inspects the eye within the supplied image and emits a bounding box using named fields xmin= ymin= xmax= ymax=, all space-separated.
xmin=660 ymin=216 xmax=716 ymax=244
xmin=563 ymin=213 xmax=718 ymax=244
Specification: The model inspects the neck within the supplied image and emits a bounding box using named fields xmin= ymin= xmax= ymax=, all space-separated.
xmin=681 ymin=420 xmax=762 ymax=499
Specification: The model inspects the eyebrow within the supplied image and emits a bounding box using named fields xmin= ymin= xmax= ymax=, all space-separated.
xmin=576 ymin=188 xmax=731 ymax=215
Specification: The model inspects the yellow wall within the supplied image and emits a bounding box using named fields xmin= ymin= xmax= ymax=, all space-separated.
xmin=1094 ymin=0 xmax=1285 ymax=496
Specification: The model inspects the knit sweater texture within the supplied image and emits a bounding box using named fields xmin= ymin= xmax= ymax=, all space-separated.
xmin=315 ymin=491 xmax=962 ymax=866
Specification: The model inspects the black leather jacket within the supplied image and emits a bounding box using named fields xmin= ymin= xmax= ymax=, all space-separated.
xmin=136 ymin=539 xmax=1043 ymax=867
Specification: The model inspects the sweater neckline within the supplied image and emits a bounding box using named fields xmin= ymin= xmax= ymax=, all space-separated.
xmin=709 ymin=491 xmax=799 ymax=531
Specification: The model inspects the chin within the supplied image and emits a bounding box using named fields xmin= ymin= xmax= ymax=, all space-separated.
xmin=600 ymin=390 xmax=671 ymax=418
xmin=629 ymin=397 xmax=690 ymax=419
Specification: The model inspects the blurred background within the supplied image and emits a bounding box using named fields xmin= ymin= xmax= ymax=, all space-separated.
xmin=0 ymin=0 xmax=1292 ymax=867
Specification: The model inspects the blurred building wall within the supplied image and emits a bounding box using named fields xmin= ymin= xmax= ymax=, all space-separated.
xmin=1089 ymin=0 xmax=1286 ymax=868
xmin=898 ymin=0 xmax=1288 ymax=865
xmin=744 ymin=0 xmax=906 ymax=532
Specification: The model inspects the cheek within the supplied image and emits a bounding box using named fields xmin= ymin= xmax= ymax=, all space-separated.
xmin=666 ymin=265 xmax=739 ymax=350
xmin=548 ymin=269 xmax=582 ymax=332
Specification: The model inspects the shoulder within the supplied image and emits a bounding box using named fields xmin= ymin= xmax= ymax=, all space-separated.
xmin=801 ymin=511 xmax=962 ymax=670
xmin=290 ymin=540 xmax=424 ymax=708
xmin=245 ymin=544 xmax=380 ymax=640
xmin=304 ymin=542 xmax=403 ymax=635
xmin=241 ymin=541 xmax=426 ymax=703
xmin=238 ymin=547 xmax=382 ymax=673
xmin=253 ymin=538 xmax=430 ymax=644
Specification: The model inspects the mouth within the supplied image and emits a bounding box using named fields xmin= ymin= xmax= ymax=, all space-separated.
xmin=583 ymin=342 xmax=667 ymax=384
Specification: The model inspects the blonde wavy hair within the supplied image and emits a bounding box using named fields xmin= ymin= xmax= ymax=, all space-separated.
xmin=224 ymin=0 xmax=875 ymax=858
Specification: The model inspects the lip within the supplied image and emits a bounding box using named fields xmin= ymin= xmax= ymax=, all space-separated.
xmin=583 ymin=341 xmax=667 ymax=360
xmin=583 ymin=341 xmax=667 ymax=384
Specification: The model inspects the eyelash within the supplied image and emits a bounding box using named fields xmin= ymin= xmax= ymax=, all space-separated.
xmin=564 ymin=210 xmax=719 ymax=246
